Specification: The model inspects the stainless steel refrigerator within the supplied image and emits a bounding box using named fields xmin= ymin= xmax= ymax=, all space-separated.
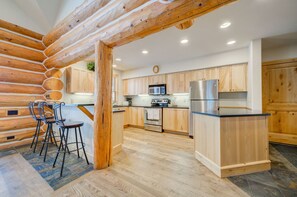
xmin=189 ymin=79 xmax=219 ymax=137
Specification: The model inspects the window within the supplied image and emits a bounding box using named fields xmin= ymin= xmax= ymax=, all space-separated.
xmin=112 ymin=74 xmax=118 ymax=103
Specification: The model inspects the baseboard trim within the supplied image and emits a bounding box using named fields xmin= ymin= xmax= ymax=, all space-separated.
xmin=269 ymin=132 xmax=297 ymax=145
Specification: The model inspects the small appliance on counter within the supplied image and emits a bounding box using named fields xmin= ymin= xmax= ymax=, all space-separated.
xmin=189 ymin=79 xmax=219 ymax=138
xmin=126 ymin=97 xmax=133 ymax=106
xmin=144 ymin=98 xmax=171 ymax=133
xmin=148 ymin=84 xmax=166 ymax=95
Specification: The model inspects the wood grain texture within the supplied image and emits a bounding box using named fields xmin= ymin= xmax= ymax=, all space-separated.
xmin=175 ymin=19 xmax=194 ymax=30
xmin=43 ymin=0 xmax=236 ymax=68
xmin=148 ymin=74 xmax=166 ymax=85
xmin=0 ymin=67 xmax=46 ymax=85
xmin=0 ymin=128 xmax=44 ymax=143
xmin=184 ymin=69 xmax=204 ymax=92
xmin=0 ymin=42 xmax=46 ymax=62
xmin=0 ymin=29 xmax=45 ymax=50
xmin=44 ymin=91 xmax=62 ymax=101
xmin=45 ymin=68 xmax=62 ymax=78
xmin=128 ymin=107 xmax=144 ymax=127
xmin=93 ymin=41 xmax=113 ymax=169
xmin=42 ymin=78 xmax=64 ymax=90
xmin=0 ymin=108 xmax=31 ymax=118
xmin=166 ymin=72 xmax=186 ymax=94
xmin=0 ymin=19 xmax=43 ymax=40
xmin=0 ymin=55 xmax=46 ymax=72
xmin=163 ymin=108 xmax=188 ymax=133
xmin=66 ymin=67 xmax=94 ymax=93
xmin=43 ymin=0 xmax=110 ymax=46
xmin=0 ymin=117 xmax=36 ymax=132
xmin=0 ymin=83 xmax=45 ymax=94
xmin=78 ymin=106 xmax=94 ymax=120
xmin=0 ymin=95 xmax=44 ymax=107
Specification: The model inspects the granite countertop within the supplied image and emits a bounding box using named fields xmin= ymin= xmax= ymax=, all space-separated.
xmin=192 ymin=108 xmax=270 ymax=118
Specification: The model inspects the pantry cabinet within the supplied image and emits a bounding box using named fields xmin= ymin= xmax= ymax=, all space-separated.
xmin=148 ymin=74 xmax=166 ymax=85
xmin=66 ymin=67 xmax=94 ymax=93
xmin=163 ymin=108 xmax=189 ymax=133
xmin=166 ymin=72 xmax=186 ymax=94
xmin=123 ymin=77 xmax=148 ymax=95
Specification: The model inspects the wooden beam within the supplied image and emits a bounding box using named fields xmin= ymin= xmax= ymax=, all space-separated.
xmin=0 ymin=108 xmax=32 ymax=118
xmin=44 ymin=91 xmax=62 ymax=101
xmin=0 ymin=83 xmax=46 ymax=94
xmin=44 ymin=0 xmax=149 ymax=57
xmin=45 ymin=69 xmax=62 ymax=78
xmin=0 ymin=29 xmax=45 ymax=50
xmin=42 ymin=78 xmax=64 ymax=90
xmin=94 ymin=41 xmax=113 ymax=169
xmin=0 ymin=67 xmax=46 ymax=85
xmin=0 ymin=19 xmax=43 ymax=40
xmin=175 ymin=19 xmax=194 ymax=30
xmin=0 ymin=56 xmax=46 ymax=72
xmin=0 ymin=117 xmax=37 ymax=132
xmin=0 ymin=42 xmax=46 ymax=63
xmin=44 ymin=0 xmax=236 ymax=68
xmin=42 ymin=0 xmax=111 ymax=46
xmin=0 ymin=95 xmax=44 ymax=107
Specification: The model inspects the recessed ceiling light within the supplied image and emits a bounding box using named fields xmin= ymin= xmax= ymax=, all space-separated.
xmin=112 ymin=64 xmax=117 ymax=68
xmin=142 ymin=50 xmax=149 ymax=54
xmin=220 ymin=22 xmax=231 ymax=29
xmin=227 ymin=40 xmax=236 ymax=45
xmin=115 ymin=58 xmax=121 ymax=62
xmin=180 ymin=39 xmax=189 ymax=44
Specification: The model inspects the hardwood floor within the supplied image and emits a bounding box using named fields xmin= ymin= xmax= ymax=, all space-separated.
xmin=0 ymin=128 xmax=249 ymax=197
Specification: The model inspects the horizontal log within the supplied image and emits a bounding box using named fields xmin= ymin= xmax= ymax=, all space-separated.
xmin=0 ymin=95 xmax=44 ymax=107
xmin=0 ymin=29 xmax=45 ymax=50
xmin=175 ymin=19 xmax=194 ymax=30
xmin=44 ymin=0 xmax=235 ymax=68
xmin=0 ymin=19 xmax=43 ymax=40
xmin=0 ymin=137 xmax=32 ymax=150
xmin=45 ymin=68 xmax=62 ymax=78
xmin=0 ymin=83 xmax=45 ymax=94
xmin=0 ymin=67 xmax=46 ymax=85
xmin=0 ymin=41 xmax=46 ymax=62
xmin=0 ymin=128 xmax=45 ymax=143
xmin=0 ymin=56 xmax=46 ymax=72
xmin=44 ymin=0 xmax=149 ymax=57
xmin=43 ymin=78 xmax=64 ymax=90
xmin=0 ymin=117 xmax=36 ymax=132
xmin=44 ymin=91 xmax=62 ymax=101
xmin=43 ymin=0 xmax=110 ymax=46
xmin=0 ymin=108 xmax=31 ymax=118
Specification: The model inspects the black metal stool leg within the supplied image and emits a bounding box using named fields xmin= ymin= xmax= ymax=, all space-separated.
xmin=33 ymin=120 xmax=41 ymax=153
xmin=40 ymin=124 xmax=50 ymax=156
xmin=53 ymin=128 xmax=65 ymax=168
xmin=78 ymin=127 xmax=89 ymax=165
xmin=59 ymin=128 xmax=70 ymax=154
xmin=75 ymin=127 xmax=80 ymax=158
xmin=30 ymin=120 xmax=40 ymax=148
xmin=43 ymin=123 xmax=52 ymax=162
xmin=60 ymin=128 xmax=69 ymax=177
xmin=51 ymin=127 xmax=58 ymax=147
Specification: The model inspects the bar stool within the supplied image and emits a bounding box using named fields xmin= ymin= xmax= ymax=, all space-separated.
xmin=29 ymin=101 xmax=42 ymax=153
xmin=38 ymin=101 xmax=59 ymax=162
xmin=52 ymin=102 xmax=89 ymax=177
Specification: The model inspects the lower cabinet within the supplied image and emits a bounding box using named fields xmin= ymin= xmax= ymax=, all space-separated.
xmin=118 ymin=107 xmax=130 ymax=127
xmin=163 ymin=108 xmax=189 ymax=133
xmin=127 ymin=107 xmax=144 ymax=127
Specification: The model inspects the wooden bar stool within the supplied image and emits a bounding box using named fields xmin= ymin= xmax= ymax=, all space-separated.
xmin=52 ymin=102 xmax=89 ymax=177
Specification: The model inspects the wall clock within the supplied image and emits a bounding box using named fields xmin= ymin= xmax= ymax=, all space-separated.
xmin=153 ymin=65 xmax=159 ymax=74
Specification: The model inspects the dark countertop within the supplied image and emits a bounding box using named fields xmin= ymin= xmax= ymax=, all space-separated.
xmin=113 ymin=105 xmax=189 ymax=109
xmin=192 ymin=108 xmax=270 ymax=118
xmin=64 ymin=103 xmax=125 ymax=113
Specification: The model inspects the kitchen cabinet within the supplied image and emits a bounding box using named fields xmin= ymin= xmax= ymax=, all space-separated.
xmin=166 ymin=72 xmax=186 ymax=94
xmin=123 ymin=77 xmax=148 ymax=95
xmin=219 ymin=64 xmax=247 ymax=92
xmin=148 ymin=74 xmax=166 ymax=85
xmin=163 ymin=108 xmax=189 ymax=133
xmin=203 ymin=67 xmax=219 ymax=80
xmin=185 ymin=70 xmax=204 ymax=92
xmin=128 ymin=107 xmax=144 ymax=127
xmin=118 ymin=107 xmax=129 ymax=127
xmin=218 ymin=66 xmax=231 ymax=92
xmin=66 ymin=67 xmax=94 ymax=93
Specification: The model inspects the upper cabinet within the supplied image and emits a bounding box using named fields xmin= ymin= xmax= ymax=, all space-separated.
xmin=166 ymin=72 xmax=186 ymax=94
xmin=66 ymin=67 xmax=94 ymax=93
xmin=203 ymin=67 xmax=219 ymax=80
xmin=219 ymin=64 xmax=247 ymax=92
xmin=185 ymin=70 xmax=204 ymax=92
xmin=123 ymin=77 xmax=148 ymax=95
xmin=148 ymin=74 xmax=166 ymax=85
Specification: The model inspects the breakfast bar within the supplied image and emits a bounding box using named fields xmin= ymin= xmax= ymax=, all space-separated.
xmin=192 ymin=108 xmax=271 ymax=178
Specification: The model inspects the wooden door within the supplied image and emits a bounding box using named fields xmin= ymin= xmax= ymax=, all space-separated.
xmin=185 ymin=70 xmax=204 ymax=92
xmin=231 ymin=64 xmax=247 ymax=91
xmin=148 ymin=75 xmax=166 ymax=85
xmin=163 ymin=108 xmax=188 ymax=133
xmin=166 ymin=72 xmax=186 ymax=94
xmin=219 ymin=66 xmax=231 ymax=92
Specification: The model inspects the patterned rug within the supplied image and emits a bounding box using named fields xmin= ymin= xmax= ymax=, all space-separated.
xmin=229 ymin=143 xmax=297 ymax=197
xmin=10 ymin=143 xmax=93 ymax=190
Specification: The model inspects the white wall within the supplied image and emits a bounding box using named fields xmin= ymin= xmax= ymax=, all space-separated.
xmin=262 ymin=43 xmax=297 ymax=62
xmin=54 ymin=0 xmax=84 ymax=26
xmin=122 ymin=47 xmax=249 ymax=79
xmin=0 ymin=0 xmax=44 ymax=34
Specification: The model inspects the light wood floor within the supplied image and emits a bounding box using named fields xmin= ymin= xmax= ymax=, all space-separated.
xmin=0 ymin=128 xmax=249 ymax=197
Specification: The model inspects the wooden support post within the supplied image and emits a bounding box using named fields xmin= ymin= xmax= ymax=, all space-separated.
xmin=93 ymin=41 xmax=113 ymax=169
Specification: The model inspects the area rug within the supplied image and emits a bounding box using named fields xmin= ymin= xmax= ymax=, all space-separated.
xmin=14 ymin=143 xmax=93 ymax=190
xmin=229 ymin=143 xmax=297 ymax=197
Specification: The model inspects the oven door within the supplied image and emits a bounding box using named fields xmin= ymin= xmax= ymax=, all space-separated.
xmin=144 ymin=108 xmax=162 ymax=126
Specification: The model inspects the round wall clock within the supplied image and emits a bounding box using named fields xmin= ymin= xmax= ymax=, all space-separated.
xmin=153 ymin=65 xmax=159 ymax=74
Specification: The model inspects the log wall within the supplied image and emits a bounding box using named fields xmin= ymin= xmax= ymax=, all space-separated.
xmin=0 ymin=20 xmax=64 ymax=150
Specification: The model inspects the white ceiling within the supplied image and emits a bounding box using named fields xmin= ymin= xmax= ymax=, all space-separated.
xmin=111 ymin=0 xmax=297 ymax=70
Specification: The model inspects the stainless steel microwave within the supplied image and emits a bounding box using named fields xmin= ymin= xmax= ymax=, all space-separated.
xmin=148 ymin=84 xmax=166 ymax=95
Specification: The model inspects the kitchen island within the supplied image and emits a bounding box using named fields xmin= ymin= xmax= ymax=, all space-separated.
xmin=192 ymin=108 xmax=271 ymax=178
xmin=60 ymin=104 xmax=125 ymax=163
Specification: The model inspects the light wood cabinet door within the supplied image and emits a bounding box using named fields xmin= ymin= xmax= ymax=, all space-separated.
xmin=135 ymin=77 xmax=148 ymax=95
xmin=137 ymin=107 xmax=144 ymax=127
xmin=166 ymin=72 xmax=186 ymax=94
xmin=185 ymin=70 xmax=204 ymax=92
xmin=148 ymin=75 xmax=166 ymax=85
xmin=203 ymin=67 xmax=219 ymax=80
xmin=118 ymin=107 xmax=129 ymax=126
xmin=66 ymin=67 xmax=94 ymax=93
xmin=128 ymin=107 xmax=144 ymax=127
xmin=231 ymin=64 xmax=247 ymax=91
xmin=219 ymin=66 xmax=231 ymax=92
xmin=163 ymin=108 xmax=189 ymax=133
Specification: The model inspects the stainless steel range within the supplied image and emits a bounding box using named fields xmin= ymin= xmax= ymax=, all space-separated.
xmin=144 ymin=99 xmax=170 ymax=132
